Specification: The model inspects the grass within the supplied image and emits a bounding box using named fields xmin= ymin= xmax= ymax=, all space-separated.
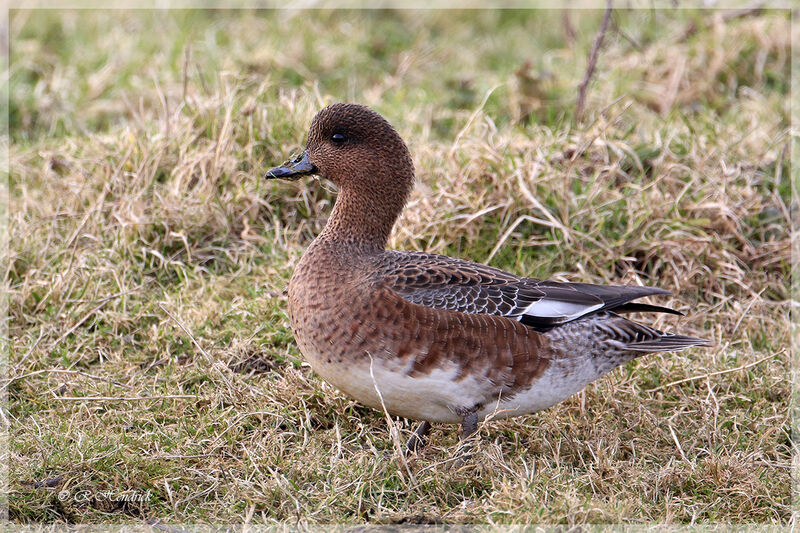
xmin=7 ymin=8 xmax=792 ymax=524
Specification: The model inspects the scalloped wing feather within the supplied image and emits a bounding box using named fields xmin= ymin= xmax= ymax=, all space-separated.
xmin=376 ymin=251 xmax=680 ymax=329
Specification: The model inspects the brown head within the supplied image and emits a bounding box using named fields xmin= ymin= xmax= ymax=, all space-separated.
xmin=267 ymin=103 xmax=415 ymax=252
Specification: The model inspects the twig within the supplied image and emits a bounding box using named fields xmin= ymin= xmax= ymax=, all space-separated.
xmin=659 ymin=54 xmax=686 ymax=115
xmin=486 ymin=215 xmax=566 ymax=263
xmin=54 ymin=395 xmax=195 ymax=401
xmin=158 ymin=303 xmax=210 ymax=358
xmin=679 ymin=2 xmax=766 ymax=42
xmin=16 ymin=329 xmax=45 ymax=368
xmin=611 ymin=17 xmax=641 ymax=51
xmin=368 ymin=353 xmax=416 ymax=485
xmin=667 ymin=418 xmax=688 ymax=462
xmin=208 ymin=411 xmax=274 ymax=447
xmin=51 ymin=291 xmax=127 ymax=358
xmin=65 ymin=147 xmax=132 ymax=250
xmin=448 ymin=83 xmax=503 ymax=159
xmin=149 ymin=454 xmax=215 ymax=460
xmin=647 ymin=351 xmax=783 ymax=393
xmin=576 ymin=0 xmax=613 ymax=121
xmin=2 ymin=368 xmax=125 ymax=389
xmin=561 ymin=11 xmax=576 ymax=46
xmin=182 ymin=43 xmax=191 ymax=104
xmin=721 ymin=3 xmax=766 ymax=22
xmin=730 ymin=288 xmax=766 ymax=338
xmin=515 ymin=168 xmax=575 ymax=242
xmin=152 ymin=71 xmax=169 ymax=141
xmin=195 ymin=62 xmax=210 ymax=97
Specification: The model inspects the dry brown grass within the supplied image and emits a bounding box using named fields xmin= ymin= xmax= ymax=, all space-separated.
xmin=7 ymin=8 xmax=791 ymax=524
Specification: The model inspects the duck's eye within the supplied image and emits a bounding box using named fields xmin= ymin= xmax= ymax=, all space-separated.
xmin=331 ymin=133 xmax=348 ymax=145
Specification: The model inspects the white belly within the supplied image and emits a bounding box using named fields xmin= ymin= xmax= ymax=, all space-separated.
xmin=298 ymin=336 xmax=604 ymax=425
xmin=480 ymin=358 xmax=603 ymax=420
xmin=300 ymin=342 xmax=489 ymax=423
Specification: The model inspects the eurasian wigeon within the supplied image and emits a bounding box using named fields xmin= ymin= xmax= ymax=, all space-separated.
xmin=267 ymin=103 xmax=711 ymax=455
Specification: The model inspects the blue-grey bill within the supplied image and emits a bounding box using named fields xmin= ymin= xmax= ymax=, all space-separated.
xmin=266 ymin=151 xmax=317 ymax=179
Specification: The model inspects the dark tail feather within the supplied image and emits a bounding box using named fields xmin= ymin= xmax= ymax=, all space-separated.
xmin=626 ymin=334 xmax=713 ymax=353
xmin=553 ymin=282 xmax=671 ymax=310
xmin=612 ymin=302 xmax=684 ymax=316
xmin=596 ymin=313 xmax=713 ymax=353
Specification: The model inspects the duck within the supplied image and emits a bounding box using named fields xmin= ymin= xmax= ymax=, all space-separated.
xmin=266 ymin=103 xmax=711 ymax=455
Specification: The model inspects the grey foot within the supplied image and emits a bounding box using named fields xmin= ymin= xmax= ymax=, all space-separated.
xmin=452 ymin=412 xmax=479 ymax=469
xmin=406 ymin=420 xmax=432 ymax=455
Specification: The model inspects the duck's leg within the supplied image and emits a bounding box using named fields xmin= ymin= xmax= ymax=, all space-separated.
xmin=406 ymin=420 xmax=432 ymax=454
xmin=453 ymin=411 xmax=479 ymax=468
xmin=458 ymin=412 xmax=478 ymax=444
xmin=459 ymin=411 xmax=479 ymax=443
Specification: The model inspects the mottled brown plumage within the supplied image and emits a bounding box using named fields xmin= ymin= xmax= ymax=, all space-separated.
xmin=267 ymin=103 xmax=711 ymax=450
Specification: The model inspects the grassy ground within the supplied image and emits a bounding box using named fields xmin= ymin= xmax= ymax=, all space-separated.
xmin=7 ymin=8 xmax=792 ymax=524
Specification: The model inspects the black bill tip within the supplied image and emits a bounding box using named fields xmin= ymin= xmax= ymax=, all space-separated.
xmin=266 ymin=151 xmax=317 ymax=180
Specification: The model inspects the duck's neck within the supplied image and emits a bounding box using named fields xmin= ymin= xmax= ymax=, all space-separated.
xmin=317 ymin=183 xmax=408 ymax=255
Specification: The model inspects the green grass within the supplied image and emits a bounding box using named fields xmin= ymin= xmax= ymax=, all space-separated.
xmin=7 ymin=8 xmax=791 ymax=524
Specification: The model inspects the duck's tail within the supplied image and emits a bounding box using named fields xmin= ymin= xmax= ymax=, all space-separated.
xmin=597 ymin=311 xmax=714 ymax=353
xmin=542 ymin=310 xmax=713 ymax=391
xmin=624 ymin=332 xmax=714 ymax=352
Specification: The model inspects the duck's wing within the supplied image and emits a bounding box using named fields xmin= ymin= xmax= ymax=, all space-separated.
xmin=376 ymin=251 xmax=681 ymax=330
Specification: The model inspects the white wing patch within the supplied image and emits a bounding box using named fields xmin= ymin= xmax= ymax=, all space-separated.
xmin=519 ymin=298 xmax=604 ymax=320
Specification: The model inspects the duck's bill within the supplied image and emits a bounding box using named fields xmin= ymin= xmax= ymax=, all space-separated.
xmin=265 ymin=151 xmax=317 ymax=180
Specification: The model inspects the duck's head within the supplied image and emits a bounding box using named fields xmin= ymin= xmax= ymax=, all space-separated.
xmin=267 ymin=103 xmax=415 ymax=207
